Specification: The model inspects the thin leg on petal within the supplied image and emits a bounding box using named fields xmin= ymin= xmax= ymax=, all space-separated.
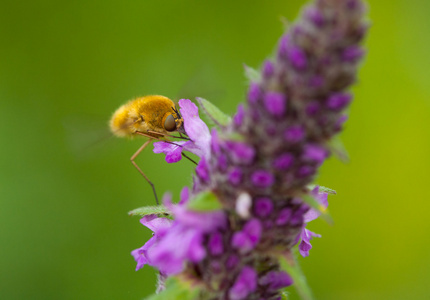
xmin=182 ymin=152 xmax=198 ymax=165
xmin=130 ymin=139 xmax=159 ymax=205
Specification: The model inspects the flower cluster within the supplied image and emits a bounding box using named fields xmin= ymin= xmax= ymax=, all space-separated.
xmin=131 ymin=0 xmax=367 ymax=299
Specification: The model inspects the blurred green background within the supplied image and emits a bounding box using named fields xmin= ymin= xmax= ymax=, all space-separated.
xmin=1 ymin=0 xmax=429 ymax=299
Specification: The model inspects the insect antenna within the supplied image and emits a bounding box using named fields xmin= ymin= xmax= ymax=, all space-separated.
xmin=146 ymin=130 xmax=191 ymax=141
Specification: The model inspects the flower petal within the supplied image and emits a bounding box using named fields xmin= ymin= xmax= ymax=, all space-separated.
xmin=303 ymin=186 xmax=329 ymax=223
xmin=229 ymin=266 xmax=257 ymax=300
xmin=299 ymin=228 xmax=321 ymax=257
xmin=179 ymin=99 xmax=211 ymax=158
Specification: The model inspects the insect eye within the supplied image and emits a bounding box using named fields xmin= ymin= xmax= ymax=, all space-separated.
xmin=164 ymin=114 xmax=176 ymax=132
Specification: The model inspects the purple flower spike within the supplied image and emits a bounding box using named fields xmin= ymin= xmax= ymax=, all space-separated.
xmin=264 ymin=92 xmax=286 ymax=117
xmin=251 ymin=170 xmax=275 ymax=188
xmin=229 ymin=266 xmax=258 ymax=300
xmin=137 ymin=1 xmax=368 ymax=298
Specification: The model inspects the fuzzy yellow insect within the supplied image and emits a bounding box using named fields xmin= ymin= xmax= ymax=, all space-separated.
xmin=110 ymin=95 xmax=187 ymax=204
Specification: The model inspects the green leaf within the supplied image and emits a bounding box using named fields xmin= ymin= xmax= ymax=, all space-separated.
xmin=302 ymin=194 xmax=334 ymax=225
xmin=145 ymin=277 xmax=199 ymax=300
xmin=328 ymin=136 xmax=350 ymax=163
xmin=196 ymin=97 xmax=231 ymax=127
xmin=187 ymin=191 xmax=222 ymax=211
xmin=128 ymin=205 xmax=171 ymax=217
xmin=318 ymin=185 xmax=337 ymax=195
xmin=279 ymin=252 xmax=315 ymax=300
xmin=307 ymin=184 xmax=337 ymax=195
xmin=243 ymin=64 xmax=261 ymax=82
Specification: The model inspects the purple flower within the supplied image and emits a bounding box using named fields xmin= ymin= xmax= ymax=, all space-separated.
xmin=326 ymin=93 xmax=352 ymax=111
xmin=208 ymin=232 xmax=224 ymax=256
xmin=233 ymin=104 xmax=245 ymax=127
xmin=228 ymin=167 xmax=243 ymax=185
xmin=273 ymin=153 xmax=294 ymax=170
xmin=303 ymin=144 xmax=328 ymax=164
xmin=254 ymin=197 xmax=274 ymax=217
xmin=260 ymin=270 xmax=293 ymax=290
xmin=284 ymin=126 xmax=305 ymax=143
xmin=229 ymin=266 xmax=258 ymax=300
xmin=251 ymin=170 xmax=275 ymax=188
xmin=153 ymin=99 xmax=211 ymax=162
xmin=288 ymin=45 xmax=308 ymax=70
xmin=131 ymin=214 xmax=172 ymax=271
xmin=225 ymin=141 xmax=256 ymax=165
xmin=247 ymin=82 xmax=261 ymax=104
xmin=299 ymin=228 xmax=322 ymax=257
xmin=232 ymin=219 xmax=262 ymax=252
xmin=298 ymin=186 xmax=329 ymax=257
xmin=136 ymin=194 xmax=227 ymax=275
xmin=195 ymin=158 xmax=210 ymax=182
xmin=342 ymin=45 xmax=364 ymax=62
xmin=264 ymin=92 xmax=287 ymax=117
xmin=263 ymin=60 xmax=275 ymax=78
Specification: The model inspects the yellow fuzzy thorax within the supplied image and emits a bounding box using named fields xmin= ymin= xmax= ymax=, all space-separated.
xmin=109 ymin=95 xmax=181 ymax=138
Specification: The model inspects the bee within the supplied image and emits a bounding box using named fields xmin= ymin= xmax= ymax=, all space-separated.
xmin=110 ymin=95 xmax=191 ymax=205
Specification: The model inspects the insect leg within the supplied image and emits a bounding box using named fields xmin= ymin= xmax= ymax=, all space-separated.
xmin=135 ymin=131 xmax=197 ymax=166
xmin=130 ymin=139 xmax=159 ymax=205
xmin=182 ymin=152 xmax=198 ymax=165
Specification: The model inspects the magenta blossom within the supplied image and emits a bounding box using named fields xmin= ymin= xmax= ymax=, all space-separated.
xmin=298 ymin=186 xmax=329 ymax=257
xmin=131 ymin=214 xmax=172 ymax=271
xmin=153 ymin=99 xmax=211 ymax=162
xmin=132 ymin=192 xmax=227 ymax=275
